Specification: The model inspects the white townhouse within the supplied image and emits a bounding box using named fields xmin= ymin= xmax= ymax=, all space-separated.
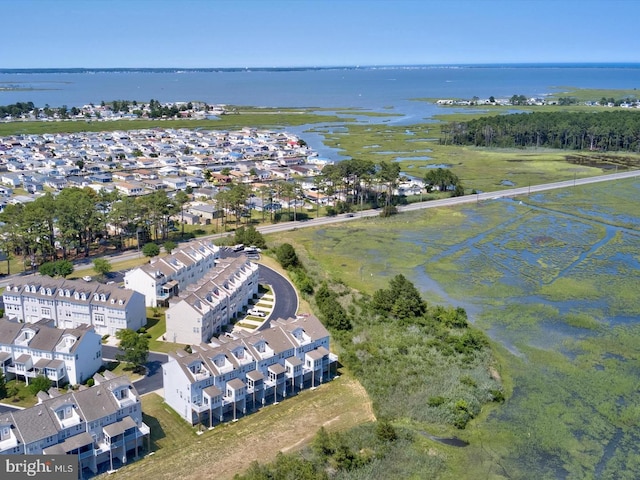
xmin=0 ymin=318 xmax=102 ymax=386
xmin=165 ymin=256 xmax=260 ymax=344
xmin=124 ymin=239 xmax=220 ymax=307
xmin=2 ymin=276 xmax=146 ymax=336
xmin=162 ymin=315 xmax=337 ymax=426
xmin=0 ymin=372 xmax=150 ymax=476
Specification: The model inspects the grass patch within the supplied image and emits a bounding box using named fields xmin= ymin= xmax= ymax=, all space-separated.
xmin=145 ymin=308 xmax=185 ymax=353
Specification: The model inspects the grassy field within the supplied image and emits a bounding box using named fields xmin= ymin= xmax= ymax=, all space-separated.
xmin=107 ymin=373 xmax=375 ymax=480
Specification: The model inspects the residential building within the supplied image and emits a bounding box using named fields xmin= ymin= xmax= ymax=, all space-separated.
xmin=165 ymin=256 xmax=260 ymax=344
xmin=0 ymin=372 xmax=150 ymax=476
xmin=123 ymin=239 xmax=220 ymax=307
xmin=0 ymin=317 xmax=102 ymax=386
xmin=2 ymin=276 xmax=146 ymax=336
xmin=162 ymin=315 xmax=337 ymax=426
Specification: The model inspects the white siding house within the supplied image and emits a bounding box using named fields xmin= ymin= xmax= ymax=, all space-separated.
xmin=162 ymin=315 xmax=337 ymax=426
xmin=0 ymin=317 xmax=102 ymax=386
xmin=124 ymin=239 xmax=220 ymax=307
xmin=2 ymin=276 xmax=146 ymax=336
xmin=165 ymin=256 xmax=260 ymax=344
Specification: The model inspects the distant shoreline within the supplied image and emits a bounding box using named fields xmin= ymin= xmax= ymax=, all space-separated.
xmin=2 ymin=63 xmax=640 ymax=75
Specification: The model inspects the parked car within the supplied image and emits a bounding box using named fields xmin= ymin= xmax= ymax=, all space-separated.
xmin=248 ymin=308 xmax=265 ymax=317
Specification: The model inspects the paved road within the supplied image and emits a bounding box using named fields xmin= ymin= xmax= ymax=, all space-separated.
xmin=102 ymin=346 xmax=168 ymax=395
xmin=258 ymin=263 xmax=298 ymax=323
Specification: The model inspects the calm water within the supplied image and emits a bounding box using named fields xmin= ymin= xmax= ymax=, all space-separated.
xmin=2 ymin=65 xmax=640 ymax=114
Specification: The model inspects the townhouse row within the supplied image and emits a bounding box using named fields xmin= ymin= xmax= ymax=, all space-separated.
xmin=163 ymin=315 xmax=337 ymax=426
xmin=123 ymin=238 xmax=220 ymax=307
xmin=2 ymin=277 xmax=146 ymax=336
xmin=164 ymin=255 xmax=260 ymax=345
xmin=0 ymin=372 xmax=149 ymax=476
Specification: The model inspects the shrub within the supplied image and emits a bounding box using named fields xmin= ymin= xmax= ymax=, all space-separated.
xmin=86 ymin=378 xmax=95 ymax=387
xmin=428 ymin=396 xmax=447 ymax=407
xmin=142 ymin=242 xmax=160 ymax=257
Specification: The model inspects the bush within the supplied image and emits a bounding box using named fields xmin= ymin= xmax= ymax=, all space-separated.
xmin=428 ymin=396 xmax=447 ymax=407
xmin=86 ymin=378 xmax=95 ymax=387
xmin=142 ymin=242 xmax=160 ymax=257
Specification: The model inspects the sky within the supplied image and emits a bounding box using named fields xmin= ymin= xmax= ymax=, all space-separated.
xmin=4 ymin=0 xmax=640 ymax=69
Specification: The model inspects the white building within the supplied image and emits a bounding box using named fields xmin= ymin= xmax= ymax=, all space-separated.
xmin=165 ymin=256 xmax=260 ymax=344
xmin=162 ymin=315 xmax=337 ymax=426
xmin=0 ymin=372 xmax=150 ymax=476
xmin=124 ymin=239 xmax=220 ymax=307
xmin=0 ymin=317 xmax=102 ymax=386
xmin=2 ymin=276 xmax=146 ymax=336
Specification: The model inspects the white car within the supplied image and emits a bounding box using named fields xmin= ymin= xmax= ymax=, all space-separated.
xmin=82 ymin=275 xmax=92 ymax=282
xmin=248 ymin=308 xmax=265 ymax=317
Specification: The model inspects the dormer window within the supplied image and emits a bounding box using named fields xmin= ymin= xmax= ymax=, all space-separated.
xmin=118 ymin=299 xmax=124 ymax=305
xmin=74 ymin=292 xmax=79 ymax=299
xmin=65 ymin=290 xmax=70 ymax=297
xmin=94 ymin=294 xmax=99 ymax=301
xmin=59 ymin=290 xmax=64 ymax=296
xmin=100 ymin=294 xmax=106 ymax=301
xmin=110 ymin=298 xmax=115 ymax=304
xmin=46 ymin=288 xmax=52 ymax=295
xmin=80 ymin=293 xmax=86 ymax=301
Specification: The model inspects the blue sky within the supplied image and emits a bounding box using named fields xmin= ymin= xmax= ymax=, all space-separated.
xmin=4 ymin=0 xmax=639 ymax=68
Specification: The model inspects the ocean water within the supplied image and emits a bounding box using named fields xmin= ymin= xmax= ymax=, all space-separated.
xmin=1 ymin=64 xmax=639 ymax=114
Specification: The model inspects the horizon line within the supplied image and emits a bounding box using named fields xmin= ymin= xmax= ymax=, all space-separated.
xmin=2 ymin=62 xmax=640 ymax=71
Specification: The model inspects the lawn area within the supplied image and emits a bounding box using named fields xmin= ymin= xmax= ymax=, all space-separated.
xmin=144 ymin=308 xmax=185 ymax=353
xmin=106 ymin=373 xmax=375 ymax=480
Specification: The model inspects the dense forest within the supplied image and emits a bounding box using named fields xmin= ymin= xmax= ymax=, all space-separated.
xmin=442 ymin=111 xmax=640 ymax=151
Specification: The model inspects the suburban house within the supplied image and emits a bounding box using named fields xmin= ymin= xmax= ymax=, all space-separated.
xmin=0 ymin=317 xmax=102 ymax=386
xmin=162 ymin=315 xmax=337 ymax=426
xmin=0 ymin=372 xmax=150 ymax=476
xmin=2 ymin=276 xmax=146 ymax=336
xmin=123 ymin=239 xmax=220 ymax=307
xmin=165 ymin=256 xmax=260 ymax=344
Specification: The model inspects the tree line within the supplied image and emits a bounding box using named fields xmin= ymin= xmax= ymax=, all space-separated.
xmin=442 ymin=110 xmax=640 ymax=151
xmin=0 ymin=188 xmax=189 ymax=268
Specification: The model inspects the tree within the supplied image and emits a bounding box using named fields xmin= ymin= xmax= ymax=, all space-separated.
xmin=234 ymin=226 xmax=266 ymax=250
xmin=276 ymin=243 xmax=299 ymax=269
xmin=116 ymin=329 xmax=149 ymax=369
xmin=29 ymin=375 xmax=52 ymax=395
xmin=39 ymin=259 xmax=74 ymax=278
xmin=93 ymin=258 xmax=112 ymax=277
xmin=142 ymin=242 xmax=160 ymax=257
xmin=164 ymin=240 xmax=177 ymax=254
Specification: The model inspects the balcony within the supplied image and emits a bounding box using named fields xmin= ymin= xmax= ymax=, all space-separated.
xmin=0 ymin=433 xmax=19 ymax=452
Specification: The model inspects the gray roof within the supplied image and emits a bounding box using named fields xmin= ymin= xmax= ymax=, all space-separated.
xmin=227 ymin=378 xmax=245 ymax=390
xmin=103 ymin=416 xmax=137 ymax=437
